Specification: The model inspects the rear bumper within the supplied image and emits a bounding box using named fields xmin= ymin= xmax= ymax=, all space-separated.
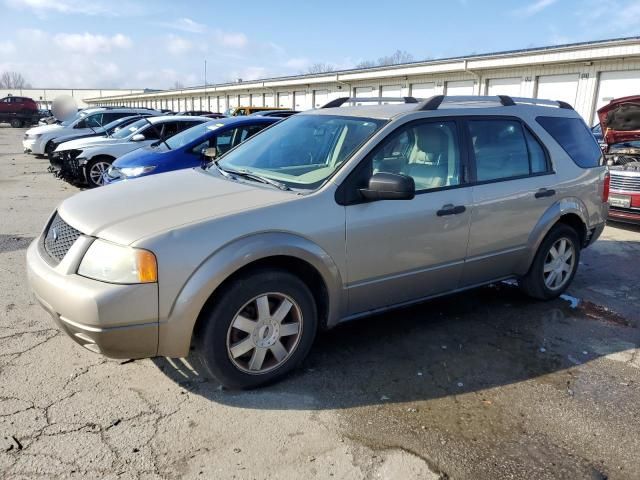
xmin=608 ymin=208 xmax=640 ymax=224
xmin=26 ymin=238 xmax=159 ymax=359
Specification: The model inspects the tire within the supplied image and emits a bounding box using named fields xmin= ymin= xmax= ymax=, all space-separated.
xmin=85 ymin=157 xmax=114 ymax=188
xmin=195 ymin=269 xmax=318 ymax=389
xmin=44 ymin=141 xmax=55 ymax=155
xmin=519 ymin=224 xmax=580 ymax=300
xmin=10 ymin=118 xmax=23 ymax=128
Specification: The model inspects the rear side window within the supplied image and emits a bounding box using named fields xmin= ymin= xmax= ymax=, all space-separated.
xmin=536 ymin=116 xmax=602 ymax=168
xmin=468 ymin=119 xmax=548 ymax=182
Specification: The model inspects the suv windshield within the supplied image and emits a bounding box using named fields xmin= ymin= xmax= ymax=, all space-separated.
xmin=111 ymin=118 xmax=148 ymax=139
xmin=214 ymin=115 xmax=385 ymax=189
xmin=165 ymin=122 xmax=212 ymax=149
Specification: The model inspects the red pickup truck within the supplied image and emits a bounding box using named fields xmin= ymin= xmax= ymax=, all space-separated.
xmin=599 ymin=96 xmax=640 ymax=224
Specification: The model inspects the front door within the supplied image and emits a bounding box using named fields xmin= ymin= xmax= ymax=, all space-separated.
xmin=461 ymin=118 xmax=557 ymax=286
xmin=344 ymin=119 xmax=472 ymax=315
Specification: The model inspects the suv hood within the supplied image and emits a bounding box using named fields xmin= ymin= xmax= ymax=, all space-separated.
xmin=597 ymin=95 xmax=640 ymax=145
xmin=58 ymin=168 xmax=295 ymax=245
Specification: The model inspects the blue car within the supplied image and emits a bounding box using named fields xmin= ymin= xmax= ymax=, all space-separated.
xmin=105 ymin=116 xmax=278 ymax=183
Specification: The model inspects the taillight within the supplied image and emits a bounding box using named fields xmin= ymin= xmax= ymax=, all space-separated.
xmin=602 ymin=172 xmax=610 ymax=203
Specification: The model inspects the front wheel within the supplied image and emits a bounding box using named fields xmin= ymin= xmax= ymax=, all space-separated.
xmin=85 ymin=158 xmax=113 ymax=188
xmin=195 ymin=269 xmax=318 ymax=389
xmin=10 ymin=118 xmax=23 ymax=128
xmin=519 ymin=224 xmax=580 ymax=300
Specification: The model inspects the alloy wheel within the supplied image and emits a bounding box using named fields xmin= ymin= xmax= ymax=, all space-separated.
xmin=226 ymin=293 xmax=303 ymax=374
xmin=88 ymin=161 xmax=111 ymax=186
xmin=543 ymin=237 xmax=575 ymax=290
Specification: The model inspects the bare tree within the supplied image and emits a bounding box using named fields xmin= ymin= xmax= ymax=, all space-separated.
xmin=0 ymin=71 xmax=31 ymax=89
xmin=306 ymin=63 xmax=335 ymax=74
xmin=377 ymin=50 xmax=414 ymax=66
xmin=355 ymin=50 xmax=414 ymax=69
xmin=172 ymin=80 xmax=185 ymax=90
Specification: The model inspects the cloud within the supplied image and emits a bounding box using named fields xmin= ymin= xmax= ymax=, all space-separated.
xmin=163 ymin=17 xmax=207 ymax=34
xmin=513 ymin=0 xmax=558 ymax=16
xmin=166 ymin=34 xmax=193 ymax=55
xmin=0 ymin=40 xmax=16 ymax=55
xmin=53 ymin=33 xmax=132 ymax=54
xmin=214 ymin=30 xmax=248 ymax=48
xmin=4 ymin=0 xmax=134 ymax=16
xmin=284 ymin=57 xmax=311 ymax=70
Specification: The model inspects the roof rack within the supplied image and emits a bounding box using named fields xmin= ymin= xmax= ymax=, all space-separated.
xmin=322 ymin=97 xmax=418 ymax=108
xmin=418 ymin=95 xmax=573 ymax=111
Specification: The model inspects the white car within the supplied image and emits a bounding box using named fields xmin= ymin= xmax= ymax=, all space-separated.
xmin=54 ymin=116 xmax=208 ymax=187
xmin=22 ymin=107 xmax=158 ymax=155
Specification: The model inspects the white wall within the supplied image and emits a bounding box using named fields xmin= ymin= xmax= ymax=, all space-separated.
xmin=0 ymin=88 xmax=142 ymax=108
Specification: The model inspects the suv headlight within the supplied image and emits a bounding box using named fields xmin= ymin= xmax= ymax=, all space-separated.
xmin=120 ymin=166 xmax=156 ymax=178
xmin=78 ymin=239 xmax=157 ymax=284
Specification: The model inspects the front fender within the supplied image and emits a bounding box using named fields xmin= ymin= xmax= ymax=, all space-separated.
xmin=157 ymin=232 xmax=344 ymax=358
xmin=515 ymin=196 xmax=589 ymax=275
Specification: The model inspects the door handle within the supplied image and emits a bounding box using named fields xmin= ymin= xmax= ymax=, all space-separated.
xmin=437 ymin=204 xmax=466 ymax=216
xmin=534 ymin=188 xmax=556 ymax=198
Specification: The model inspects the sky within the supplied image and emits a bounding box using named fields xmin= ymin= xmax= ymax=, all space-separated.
xmin=1 ymin=0 xmax=639 ymax=90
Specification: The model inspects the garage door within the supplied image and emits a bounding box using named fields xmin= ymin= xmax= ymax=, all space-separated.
xmin=487 ymin=77 xmax=522 ymax=97
xmin=411 ymin=82 xmax=435 ymax=100
xmin=446 ymin=80 xmax=474 ymax=96
xmin=264 ymin=93 xmax=275 ymax=108
xmin=240 ymin=94 xmax=250 ymax=106
xmin=593 ymin=70 xmax=640 ymax=122
xmin=354 ymin=87 xmax=374 ymax=105
xmin=314 ymin=90 xmax=329 ymax=108
xmin=294 ymin=91 xmax=310 ymax=110
xmin=278 ymin=92 xmax=291 ymax=108
xmin=251 ymin=93 xmax=263 ymax=107
xmin=381 ymin=85 xmax=402 ymax=103
xmin=536 ymin=74 xmax=578 ymax=106
xmin=228 ymin=96 xmax=239 ymax=109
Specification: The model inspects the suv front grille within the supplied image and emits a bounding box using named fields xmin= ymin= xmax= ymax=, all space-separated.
xmin=610 ymin=173 xmax=640 ymax=193
xmin=42 ymin=213 xmax=81 ymax=264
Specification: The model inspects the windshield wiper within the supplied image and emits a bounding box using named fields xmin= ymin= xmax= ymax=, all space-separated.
xmin=210 ymin=159 xmax=235 ymax=179
xmin=225 ymin=168 xmax=290 ymax=191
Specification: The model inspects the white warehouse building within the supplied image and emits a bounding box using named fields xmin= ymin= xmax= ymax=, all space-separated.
xmin=87 ymin=36 xmax=640 ymax=124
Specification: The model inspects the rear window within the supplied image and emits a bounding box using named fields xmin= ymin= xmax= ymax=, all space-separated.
xmin=536 ymin=116 xmax=602 ymax=168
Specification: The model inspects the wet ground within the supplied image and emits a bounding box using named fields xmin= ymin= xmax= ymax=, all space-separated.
xmin=1 ymin=126 xmax=639 ymax=479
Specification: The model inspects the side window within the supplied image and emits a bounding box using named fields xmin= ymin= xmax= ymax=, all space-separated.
xmin=536 ymin=116 xmax=602 ymax=168
xmin=215 ymin=129 xmax=235 ymax=155
xmin=233 ymin=125 xmax=266 ymax=147
xmin=469 ymin=120 xmax=532 ymax=182
xmin=141 ymin=125 xmax=160 ymax=140
xmin=102 ymin=112 xmax=126 ymax=124
xmin=85 ymin=114 xmax=104 ymax=128
xmin=160 ymin=122 xmax=181 ymax=139
xmin=370 ymin=121 xmax=462 ymax=191
xmin=524 ymin=128 xmax=548 ymax=173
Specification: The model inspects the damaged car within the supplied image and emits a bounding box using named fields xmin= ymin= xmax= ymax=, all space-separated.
xmin=598 ymin=95 xmax=640 ymax=224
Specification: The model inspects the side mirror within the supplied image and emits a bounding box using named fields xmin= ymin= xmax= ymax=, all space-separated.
xmin=359 ymin=172 xmax=415 ymax=201
xmin=203 ymin=147 xmax=217 ymax=159
xmin=131 ymin=133 xmax=146 ymax=142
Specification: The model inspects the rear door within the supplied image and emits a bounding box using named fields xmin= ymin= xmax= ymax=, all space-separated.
xmin=0 ymin=98 xmax=9 ymax=113
xmin=461 ymin=117 xmax=556 ymax=286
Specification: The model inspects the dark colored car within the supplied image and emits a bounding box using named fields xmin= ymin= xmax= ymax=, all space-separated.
xmin=598 ymin=95 xmax=640 ymax=224
xmin=0 ymin=96 xmax=38 ymax=115
xmin=105 ymin=116 xmax=278 ymax=183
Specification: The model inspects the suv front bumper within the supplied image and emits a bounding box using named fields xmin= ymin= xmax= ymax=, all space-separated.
xmin=26 ymin=239 xmax=159 ymax=358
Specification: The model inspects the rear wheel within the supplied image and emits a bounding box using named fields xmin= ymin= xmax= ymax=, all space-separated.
xmin=195 ymin=269 xmax=318 ymax=389
xmin=10 ymin=118 xmax=22 ymax=128
xmin=85 ymin=157 xmax=113 ymax=188
xmin=520 ymin=224 xmax=580 ymax=300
